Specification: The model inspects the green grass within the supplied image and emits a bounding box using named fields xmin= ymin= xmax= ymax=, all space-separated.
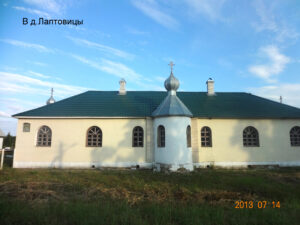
xmin=0 ymin=168 xmax=299 ymax=225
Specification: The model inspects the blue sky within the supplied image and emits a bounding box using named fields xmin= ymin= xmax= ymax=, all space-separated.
xmin=0 ymin=0 xmax=300 ymax=135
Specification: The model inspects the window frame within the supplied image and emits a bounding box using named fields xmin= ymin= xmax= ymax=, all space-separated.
xmin=132 ymin=126 xmax=144 ymax=147
xmin=186 ymin=125 xmax=191 ymax=148
xmin=201 ymin=126 xmax=212 ymax=147
xmin=243 ymin=126 xmax=259 ymax=147
xmin=157 ymin=125 xmax=165 ymax=148
xmin=290 ymin=126 xmax=300 ymax=147
xmin=23 ymin=122 xmax=30 ymax=132
xmin=86 ymin=126 xmax=103 ymax=147
xmin=36 ymin=125 xmax=52 ymax=147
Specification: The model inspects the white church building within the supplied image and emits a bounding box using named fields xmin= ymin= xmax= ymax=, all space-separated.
xmin=13 ymin=63 xmax=300 ymax=171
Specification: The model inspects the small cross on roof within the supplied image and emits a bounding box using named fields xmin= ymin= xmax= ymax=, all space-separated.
xmin=168 ymin=61 xmax=175 ymax=73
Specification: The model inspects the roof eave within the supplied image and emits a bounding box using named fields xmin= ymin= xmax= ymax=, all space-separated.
xmin=13 ymin=116 xmax=149 ymax=119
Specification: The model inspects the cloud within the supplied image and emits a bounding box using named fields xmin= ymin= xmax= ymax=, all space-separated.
xmin=0 ymin=117 xmax=17 ymax=136
xmin=1 ymin=66 xmax=19 ymax=72
xmin=28 ymin=71 xmax=50 ymax=79
xmin=248 ymin=83 xmax=300 ymax=108
xmin=0 ymin=71 xmax=88 ymax=97
xmin=27 ymin=70 xmax=62 ymax=80
xmin=70 ymin=54 xmax=163 ymax=90
xmin=67 ymin=36 xmax=134 ymax=59
xmin=70 ymin=54 xmax=142 ymax=81
xmin=252 ymin=0 xmax=299 ymax=42
xmin=0 ymin=98 xmax=41 ymax=109
xmin=131 ymin=0 xmax=179 ymax=29
xmin=252 ymin=0 xmax=276 ymax=32
xmin=0 ymin=39 xmax=54 ymax=53
xmin=23 ymin=0 xmax=64 ymax=15
xmin=248 ymin=45 xmax=290 ymax=83
xmin=155 ymin=76 xmax=165 ymax=82
xmin=12 ymin=6 xmax=50 ymax=17
xmin=0 ymin=98 xmax=41 ymax=119
xmin=184 ymin=0 xmax=227 ymax=22
xmin=0 ymin=111 xmax=11 ymax=118
xmin=0 ymin=97 xmax=42 ymax=135
xmin=0 ymin=70 xmax=88 ymax=135
xmin=126 ymin=26 xmax=149 ymax=35
xmin=26 ymin=61 xmax=48 ymax=67
xmin=100 ymin=59 xmax=143 ymax=81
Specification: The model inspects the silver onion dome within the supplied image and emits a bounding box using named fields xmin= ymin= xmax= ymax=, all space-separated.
xmin=152 ymin=61 xmax=192 ymax=117
xmin=46 ymin=88 xmax=56 ymax=105
xmin=164 ymin=72 xmax=179 ymax=92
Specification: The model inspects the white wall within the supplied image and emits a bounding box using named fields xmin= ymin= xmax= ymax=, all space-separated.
xmin=13 ymin=117 xmax=300 ymax=169
xmin=14 ymin=118 xmax=153 ymax=168
xmin=0 ymin=137 xmax=3 ymax=149
xmin=154 ymin=116 xmax=193 ymax=170
xmin=191 ymin=118 xmax=300 ymax=167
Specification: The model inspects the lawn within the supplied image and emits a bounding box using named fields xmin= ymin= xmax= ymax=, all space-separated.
xmin=0 ymin=167 xmax=299 ymax=225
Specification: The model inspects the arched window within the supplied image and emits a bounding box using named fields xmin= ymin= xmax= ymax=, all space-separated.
xmin=37 ymin=126 xmax=52 ymax=146
xmin=87 ymin=126 xmax=102 ymax=147
xmin=133 ymin=126 xmax=144 ymax=147
xmin=290 ymin=126 xmax=300 ymax=146
xmin=23 ymin=123 xmax=30 ymax=132
xmin=157 ymin=125 xmax=165 ymax=147
xmin=243 ymin=126 xmax=259 ymax=147
xmin=201 ymin=126 xmax=212 ymax=147
xmin=186 ymin=125 xmax=191 ymax=147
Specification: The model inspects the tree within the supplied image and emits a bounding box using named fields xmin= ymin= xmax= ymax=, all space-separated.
xmin=3 ymin=133 xmax=16 ymax=149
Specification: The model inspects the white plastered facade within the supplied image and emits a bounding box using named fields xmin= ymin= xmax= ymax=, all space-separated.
xmin=13 ymin=118 xmax=154 ymax=168
xmin=154 ymin=116 xmax=193 ymax=171
xmin=13 ymin=117 xmax=300 ymax=169
xmin=191 ymin=118 xmax=300 ymax=168
xmin=0 ymin=138 xmax=3 ymax=149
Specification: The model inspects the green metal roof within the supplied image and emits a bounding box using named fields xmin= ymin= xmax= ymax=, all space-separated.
xmin=12 ymin=91 xmax=300 ymax=118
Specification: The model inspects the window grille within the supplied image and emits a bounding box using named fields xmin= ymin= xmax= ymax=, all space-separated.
xmin=243 ymin=126 xmax=259 ymax=147
xmin=133 ymin=126 xmax=144 ymax=147
xmin=87 ymin=126 xmax=102 ymax=147
xmin=201 ymin=126 xmax=212 ymax=147
xmin=290 ymin=126 xmax=300 ymax=146
xmin=37 ymin=126 xmax=52 ymax=146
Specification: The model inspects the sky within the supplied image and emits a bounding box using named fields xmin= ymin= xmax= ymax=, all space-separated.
xmin=0 ymin=0 xmax=300 ymax=135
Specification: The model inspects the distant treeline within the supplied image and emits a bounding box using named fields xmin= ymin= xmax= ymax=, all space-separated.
xmin=3 ymin=133 xmax=16 ymax=149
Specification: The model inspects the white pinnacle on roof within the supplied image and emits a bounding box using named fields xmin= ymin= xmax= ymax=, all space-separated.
xmin=119 ymin=78 xmax=126 ymax=95
xmin=46 ymin=88 xmax=56 ymax=105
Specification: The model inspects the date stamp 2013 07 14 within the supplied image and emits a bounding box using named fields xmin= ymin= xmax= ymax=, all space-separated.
xmin=234 ymin=201 xmax=280 ymax=209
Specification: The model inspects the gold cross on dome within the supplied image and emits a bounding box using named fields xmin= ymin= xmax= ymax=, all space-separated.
xmin=168 ymin=61 xmax=175 ymax=73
